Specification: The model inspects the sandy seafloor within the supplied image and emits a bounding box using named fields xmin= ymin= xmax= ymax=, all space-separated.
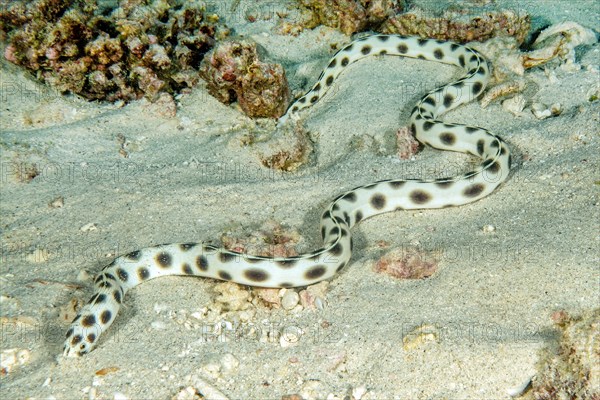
xmin=1 ymin=0 xmax=599 ymax=399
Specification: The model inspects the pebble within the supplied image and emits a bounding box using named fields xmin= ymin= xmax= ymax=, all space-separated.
xmin=299 ymin=281 xmax=329 ymax=309
xmin=48 ymin=196 xmax=64 ymax=208
xmin=352 ymin=386 xmax=368 ymax=399
xmin=80 ymin=222 xmax=98 ymax=232
xmin=280 ymin=326 xmax=304 ymax=348
xmin=502 ymin=94 xmax=526 ymax=116
xmin=77 ymin=270 xmax=93 ymax=282
xmin=314 ymin=297 xmax=325 ymax=310
xmin=220 ymin=353 xmax=239 ymax=373
xmin=172 ymin=386 xmax=197 ymax=400
xmin=531 ymin=102 xmax=562 ymax=119
xmin=482 ymin=224 xmax=496 ymax=233
xmin=549 ymin=103 xmax=563 ymax=115
xmin=189 ymin=375 xmax=230 ymax=400
xmin=281 ymin=290 xmax=300 ymax=310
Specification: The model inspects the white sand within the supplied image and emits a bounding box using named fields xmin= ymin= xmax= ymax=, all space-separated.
xmin=1 ymin=0 xmax=598 ymax=398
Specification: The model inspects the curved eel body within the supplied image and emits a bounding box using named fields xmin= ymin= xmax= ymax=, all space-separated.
xmin=64 ymin=35 xmax=511 ymax=357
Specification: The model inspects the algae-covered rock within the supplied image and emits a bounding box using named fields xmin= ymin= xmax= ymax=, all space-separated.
xmin=199 ymin=40 xmax=290 ymax=119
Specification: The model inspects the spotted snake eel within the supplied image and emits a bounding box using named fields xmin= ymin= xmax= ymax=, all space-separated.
xmin=64 ymin=34 xmax=511 ymax=357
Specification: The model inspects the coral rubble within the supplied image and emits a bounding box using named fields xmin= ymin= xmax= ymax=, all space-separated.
xmin=472 ymin=21 xmax=595 ymax=108
xmin=381 ymin=8 xmax=530 ymax=45
xmin=199 ymin=39 xmax=290 ymax=118
xmin=522 ymin=21 xmax=597 ymax=69
xmin=1 ymin=0 xmax=228 ymax=101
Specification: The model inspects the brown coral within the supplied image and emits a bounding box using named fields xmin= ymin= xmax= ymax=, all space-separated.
xmin=0 ymin=0 xmax=228 ymax=101
xmin=294 ymin=1 xmax=529 ymax=44
xmin=381 ymin=8 xmax=530 ymax=45
xmin=299 ymin=0 xmax=404 ymax=36
xmin=199 ymin=39 xmax=290 ymax=118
